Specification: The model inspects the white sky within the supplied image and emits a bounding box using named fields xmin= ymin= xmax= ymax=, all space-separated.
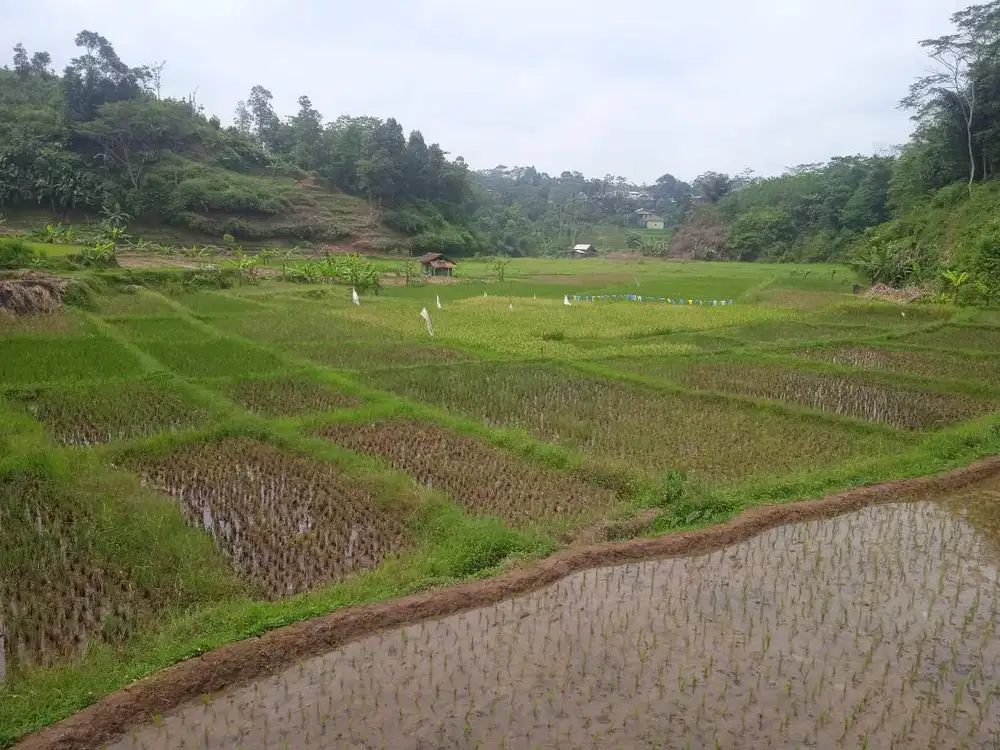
xmin=0 ymin=0 xmax=969 ymax=182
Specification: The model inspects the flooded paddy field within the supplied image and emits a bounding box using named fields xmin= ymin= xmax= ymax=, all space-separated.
xmin=108 ymin=480 xmax=1000 ymax=749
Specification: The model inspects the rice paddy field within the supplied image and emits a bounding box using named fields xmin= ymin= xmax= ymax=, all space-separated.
xmin=4 ymin=257 xmax=1000 ymax=748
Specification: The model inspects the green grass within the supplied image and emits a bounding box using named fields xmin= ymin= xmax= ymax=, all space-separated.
xmin=171 ymin=291 xmax=269 ymax=315
xmin=378 ymin=258 xmax=860 ymax=303
xmin=97 ymin=292 xmax=177 ymax=316
xmin=0 ymin=335 xmax=143 ymax=385
xmin=108 ymin=315 xmax=207 ymax=341
xmin=902 ymin=324 xmax=1000 ymax=353
xmin=2 ymin=257 xmax=998 ymax=747
xmin=132 ymin=339 xmax=289 ymax=377
xmin=24 ymin=241 xmax=87 ymax=257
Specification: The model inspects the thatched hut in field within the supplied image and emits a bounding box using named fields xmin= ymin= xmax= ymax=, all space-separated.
xmin=418 ymin=252 xmax=457 ymax=277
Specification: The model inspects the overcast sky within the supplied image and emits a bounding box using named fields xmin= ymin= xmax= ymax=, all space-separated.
xmin=1 ymin=0 xmax=969 ymax=183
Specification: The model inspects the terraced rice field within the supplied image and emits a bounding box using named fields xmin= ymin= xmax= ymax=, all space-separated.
xmin=124 ymin=438 xmax=411 ymax=598
xmin=604 ymin=357 xmax=997 ymax=429
xmin=4 ymin=259 xmax=1000 ymax=749
xmin=107 ymin=478 xmax=1000 ymax=750
xmin=369 ymin=362 xmax=908 ymax=482
xmin=317 ymin=419 xmax=614 ymax=525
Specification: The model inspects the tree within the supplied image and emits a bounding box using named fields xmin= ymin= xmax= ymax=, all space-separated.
xmin=901 ymin=1 xmax=1000 ymax=192
xmin=243 ymin=85 xmax=280 ymax=151
xmin=691 ymin=171 xmax=734 ymax=204
xmin=286 ymin=95 xmax=324 ymax=170
xmin=63 ymin=31 xmax=151 ymax=120
xmin=12 ymin=44 xmax=29 ymax=77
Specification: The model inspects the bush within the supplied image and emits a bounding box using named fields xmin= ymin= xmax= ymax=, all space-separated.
xmin=0 ymin=238 xmax=39 ymax=270
xmin=61 ymin=281 xmax=98 ymax=310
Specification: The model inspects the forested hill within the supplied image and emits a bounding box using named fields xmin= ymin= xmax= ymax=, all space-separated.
xmin=0 ymin=32 xmax=482 ymax=251
xmin=5 ymin=0 xmax=1000 ymax=298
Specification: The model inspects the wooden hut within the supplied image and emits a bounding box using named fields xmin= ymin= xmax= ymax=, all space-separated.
xmin=418 ymin=252 xmax=457 ymax=277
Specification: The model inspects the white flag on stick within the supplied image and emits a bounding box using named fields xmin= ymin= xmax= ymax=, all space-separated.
xmin=420 ymin=307 xmax=435 ymax=337
xmin=436 ymin=294 xmax=442 ymax=309
xmin=351 ymin=287 xmax=360 ymax=305
xmin=564 ymin=295 xmax=571 ymax=306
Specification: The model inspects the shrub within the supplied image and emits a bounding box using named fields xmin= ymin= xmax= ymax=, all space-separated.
xmin=0 ymin=238 xmax=39 ymax=270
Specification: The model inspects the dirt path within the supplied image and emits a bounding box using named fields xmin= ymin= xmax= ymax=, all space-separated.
xmin=15 ymin=455 xmax=1000 ymax=750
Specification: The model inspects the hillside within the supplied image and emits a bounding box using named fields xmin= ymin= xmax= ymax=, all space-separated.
xmin=0 ymin=34 xmax=480 ymax=252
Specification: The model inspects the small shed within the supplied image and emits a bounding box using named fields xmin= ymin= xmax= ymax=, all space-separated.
xmin=571 ymin=243 xmax=597 ymax=257
xmin=645 ymin=214 xmax=665 ymax=230
xmin=418 ymin=252 xmax=457 ymax=277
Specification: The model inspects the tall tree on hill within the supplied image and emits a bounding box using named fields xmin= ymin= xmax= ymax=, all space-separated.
xmin=63 ymin=31 xmax=150 ymax=121
xmin=234 ymin=85 xmax=282 ymax=152
xmin=286 ymin=95 xmax=324 ymax=170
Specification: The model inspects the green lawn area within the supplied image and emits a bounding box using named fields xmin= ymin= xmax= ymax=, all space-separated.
xmin=24 ymin=241 xmax=87 ymax=257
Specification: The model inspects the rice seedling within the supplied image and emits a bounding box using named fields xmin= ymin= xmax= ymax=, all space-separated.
xmin=903 ymin=325 xmax=1000 ymax=353
xmin=810 ymin=301 xmax=951 ymax=327
xmin=0 ymin=335 xmax=143 ymax=385
xmin=718 ymin=321 xmax=880 ymax=344
xmin=98 ymin=293 xmax=176 ymax=316
xmin=292 ymin=340 xmax=470 ymax=370
xmin=10 ymin=381 xmax=210 ymax=445
xmin=133 ymin=339 xmax=288 ymax=378
xmin=222 ymin=375 xmax=359 ymax=417
xmin=201 ymin=308 xmax=376 ymax=345
xmin=369 ymin=362 xmax=907 ymax=483
xmin=0 ymin=312 xmax=84 ymax=336
xmin=108 ymin=315 xmax=207 ymax=341
xmin=106 ymin=479 xmax=1000 ymax=749
xmin=0 ymin=461 xmax=239 ymax=676
xmin=317 ymin=419 xmax=614 ymax=525
xmin=123 ymin=438 xmax=411 ymax=597
xmin=605 ymin=358 xmax=995 ymax=429
xmin=170 ymin=292 xmax=268 ymax=315
xmin=788 ymin=345 xmax=1000 ymax=387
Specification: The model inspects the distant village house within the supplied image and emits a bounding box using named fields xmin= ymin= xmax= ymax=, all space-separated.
xmin=645 ymin=214 xmax=665 ymax=230
xmin=571 ymin=243 xmax=597 ymax=257
xmin=418 ymin=252 xmax=457 ymax=277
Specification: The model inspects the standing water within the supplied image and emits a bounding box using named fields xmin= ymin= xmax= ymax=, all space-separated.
xmin=108 ymin=479 xmax=1000 ymax=749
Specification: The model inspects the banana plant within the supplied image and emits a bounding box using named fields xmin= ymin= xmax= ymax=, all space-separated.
xmin=941 ymin=269 xmax=971 ymax=290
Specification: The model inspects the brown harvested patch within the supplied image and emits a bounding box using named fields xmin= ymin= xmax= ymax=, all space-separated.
xmin=317 ymin=419 xmax=614 ymax=525
xmin=608 ymin=358 xmax=996 ymax=430
xmin=15 ymin=454 xmax=1000 ymax=750
xmin=0 ymin=312 xmax=82 ymax=336
xmin=116 ymin=254 xmax=203 ymax=271
xmin=13 ymin=382 xmax=210 ymax=446
xmin=124 ymin=438 xmax=410 ymax=599
xmin=225 ymin=375 xmax=359 ymax=417
xmin=750 ymin=289 xmax=846 ymax=308
xmin=789 ymin=345 xmax=1000 ymax=386
xmin=0 ymin=274 xmax=66 ymax=316
xmin=294 ymin=340 xmax=468 ymax=369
